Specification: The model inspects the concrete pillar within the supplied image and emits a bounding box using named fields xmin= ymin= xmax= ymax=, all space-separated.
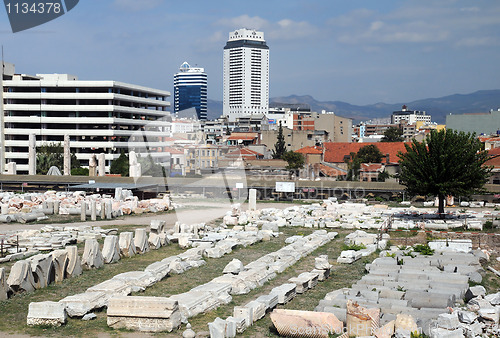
xmin=6 ymin=162 xmax=16 ymax=175
xmin=1 ymin=204 xmax=8 ymax=215
xmin=54 ymin=201 xmax=60 ymax=215
xmin=98 ymin=153 xmax=105 ymax=176
xmin=100 ymin=200 xmax=106 ymax=219
xmin=81 ymin=201 xmax=86 ymax=221
xmin=89 ymin=155 xmax=97 ymax=177
xmin=63 ymin=134 xmax=71 ymax=176
xmin=91 ymin=200 xmax=97 ymax=221
xmin=28 ymin=134 xmax=36 ymax=175
xmin=129 ymin=151 xmax=141 ymax=178
xmin=249 ymin=189 xmax=257 ymax=211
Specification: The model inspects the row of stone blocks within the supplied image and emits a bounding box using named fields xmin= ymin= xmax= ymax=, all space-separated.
xmin=315 ymin=251 xmax=482 ymax=336
xmin=26 ymin=228 xmax=268 ymax=327
xmin=1 ymin=224 xmax=166 ymax=300
xmin=208 ymin=255 xmax=333 ymax=337
xmin=103 ymin=231 xmax=336 ymax=333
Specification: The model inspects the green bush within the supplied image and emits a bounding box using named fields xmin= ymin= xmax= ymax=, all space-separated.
xmin=71 ymin=167 xmax=89 ymax=176
xmin=342 ymin=243 xmax=367 ymax=251
xmin=413 ymin=244 xmax=435 ymax=255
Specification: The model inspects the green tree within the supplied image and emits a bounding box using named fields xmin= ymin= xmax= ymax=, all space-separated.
xmin=272 ymin=121 xmax=287 ymax=159
xmin=398 ymin=129 xmax=491 ymax=217
xmin=345 ymin=145 xmax=384 ymax=181
xmin=381 ymin=127 xmax=404 ymax=142
xmin=282 ymin=151 xmax=305 ymax=170
xmin=110 ymin=150 xmax=129 ymax=176
xmin=36 ymin=142 xmax=80 ymax=175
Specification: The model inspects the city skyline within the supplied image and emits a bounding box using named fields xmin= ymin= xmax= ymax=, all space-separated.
xmin=1 ymin=1 xmax=500 ymax=106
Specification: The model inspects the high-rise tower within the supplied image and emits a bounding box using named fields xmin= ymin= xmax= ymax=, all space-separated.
xmin=174 ymin=62 xmax=207 ymax=120
xmin=223 ymin=28 xmax=269 ymax=122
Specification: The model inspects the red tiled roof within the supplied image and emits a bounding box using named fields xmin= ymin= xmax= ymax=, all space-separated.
xmin=323 ymin=142 xmax=409 ymax=164
xmin=488 ymin=148 xmax=500 ymax=157
xmin=163 ymin=147 xmax=184 ymax=155
xmin=227 ymin=133 xmax=259 ymax=141
xmin=360 ymin=163 xmax=384 ymax=172
xmin=225 ymin=148 xmax=263 ymax=158
xmin=319 ymin=164 xmax=347 ymax=177
xmin=296 ymin=146 xmax=323 ymax=155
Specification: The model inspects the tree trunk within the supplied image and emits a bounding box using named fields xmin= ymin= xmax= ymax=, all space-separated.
xmin=438 ymin=193 xmax=445 ymax=219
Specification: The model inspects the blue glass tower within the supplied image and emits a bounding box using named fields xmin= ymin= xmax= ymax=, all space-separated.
xmin=174 ymin=62 xmax=207 ymax=120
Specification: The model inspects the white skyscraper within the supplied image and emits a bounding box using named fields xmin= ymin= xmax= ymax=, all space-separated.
xmin=223 ymin=28 xmax=269 ymax=122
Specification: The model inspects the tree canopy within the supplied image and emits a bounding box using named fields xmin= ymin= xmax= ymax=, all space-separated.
xmin=110 ymin=150 xmax=129 ymax=176
xmin=282 ymin=151 xmax=305 ymax=170
xmin=138 ymin=154 xmax=166 ymax=177
xmin=398 ymin=129 xmax=491 ymax=216
xmin=381 ymin=127 xmax=404 ymax=142
xmin=272 ymin=121 xmax=287 ymax=159
xmin=36 ymin=142 xmax=80 ymax=175
xmin=346 ymin=144 xmax=384 ymax=181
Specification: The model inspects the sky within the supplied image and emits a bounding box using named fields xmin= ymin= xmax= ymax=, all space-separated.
xmin=1 ymin=0 xmax=500 ymax=105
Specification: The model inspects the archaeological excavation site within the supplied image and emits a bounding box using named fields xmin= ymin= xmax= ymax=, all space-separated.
xmin=0 ymin=189 xmax=499 ymax=338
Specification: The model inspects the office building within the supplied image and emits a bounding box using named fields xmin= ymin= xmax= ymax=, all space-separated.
xmin=391 ymin=105 xmax=431 ymax=124
xmin=1 ymin=64 xmax=171 ymax=174
xmin=223 ymin=28 xmax=269 ymax=122
xmin=174 ymin=62 xmax=207 ymax=121
xmin=446 ymin=109 xmax=500 ymax=135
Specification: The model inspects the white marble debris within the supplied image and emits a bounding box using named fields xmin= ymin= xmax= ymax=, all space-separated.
xmin=134 ymin=228 xmax=150 ymax=254
xmin=51 ymin=249 xmax=69 ymax=283
xmin=148 ymin=232 xmax=162 ymax=250
xmin=28 ymin=253 xmax=54 ymax=289
xmin=118 ymin=232 xmax=136 ymax=258
xmin=59 ymin=292 xmax=108 ymax=317
xmin=337 ymin=250 xmax=363 ymax=264
xmin=102 ymin=235 xmax=121 ymax=264
xmin=65 ymin=246 xmax=82 ymax=278
xmin=27 ymin=301 xmax=67 ymax=327
xmin=150 ymin=220 xmax=166 ymax=234
xmin=223 ymin=259 xmax=243 ymax=275
xmin=81 ymin=238 xmax=104 ymax=269
xmin=0 ymin=268 xmax=8 ymax=300
xmin=7 ymin=260 xmax=35 ymax=293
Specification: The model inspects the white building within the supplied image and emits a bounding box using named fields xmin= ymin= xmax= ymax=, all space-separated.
xmin=1 ymin=64 xmax=171 ymax=174
xmin=391 ymin=105 xmax=431 ymax=124
xmin=223 ymin=28 xmax=269 ymax=122
xmin=174 ymin=62 xmax=207 ymax=121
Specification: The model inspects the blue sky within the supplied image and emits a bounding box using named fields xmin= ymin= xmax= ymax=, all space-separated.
xmin=1 ymin=0 xmax=500 ymax=105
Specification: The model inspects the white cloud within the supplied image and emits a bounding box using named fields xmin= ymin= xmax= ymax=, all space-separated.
xmin=456 ymin=37 xmax=499 ymax=47
xmin=113 ymin=0 xmax=163 ymax=11
xmin=214 ymin=15 xmax=318 ymax=42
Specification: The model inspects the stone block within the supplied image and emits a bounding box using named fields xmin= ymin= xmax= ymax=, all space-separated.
xmin=150 ymin=220 xmax=166 ymax=234
xmin=256 ymin=294 xmax=279 ymax=310
xmin=144 ymin=261 xmax=170 ymax=281
xmin=315 ymin=255 xmax=330 ymax=270
xmin=65 ymin=246 xmax=82 ymax=278
xmin=429 ymin=327 xmax=465 ymax=338
xmin=270 ymin=283 xmax=297 ymax=304
xmin=170 ymin=291 xmax=220 ymax=321
xmin=102 ymin=235 xmax=120 ymax=264
xmin=223 ymin=258 xmax=243 ymax=275
xmin=51 ymin=249 xmax=69 ymax=282
xmin=226 ymin=316 xmax=246 ymax=334
xmin=148 ymin=232 xmax=161 ymax=250
xmin=208 ymin=317 xmax=227 ymax=338
xmin=28 ymin=253 xmax=55 ymax=289
xmin=465 ymin=285 xmax=486 ymax=302
xmin=119 ymin=232 xmax=136 ymax=258
xmin=438 ymin=313 xmax=460 ymax=330
xmin=7 ymin=260 xmax=35 ymax=293
xmin=233 ymin=306 xmax=253 ymax=328
xmin=87 ymin=279 xmax=132 ymax=299
xmin=27 ymin=301 xmax=67 ymax=327
xmin=245 ymin=300 xmax=267 ymax=322
xmin=134 ymin=228 xmax=150 ymax=254
xmin=107 ymin=296 xmax=181 ymax=332
xmin=59 ymin=291 xmax=107 ymax=317
xmin=0 ymin=268 xmax=8 ymax=300
xmin=81 ymin=238 xmax=104 ymax=269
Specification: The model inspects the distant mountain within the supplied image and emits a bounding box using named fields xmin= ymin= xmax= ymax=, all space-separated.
xmin=207 ymin=90 xmax=500 ymax=123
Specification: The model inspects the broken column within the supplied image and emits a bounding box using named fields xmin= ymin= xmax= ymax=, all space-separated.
xmin=28 ymin=133 xmax=36 ymax=175
xmin=89 ymin=154 xmax=97 ymax=177
xmin=249 ymin=189 xmax=257 ymax=211
xmin=0 ymin=267 xmax=9 ymax=300
xmin=100 ymin=200 xmax=106 ymax=219
xmin=129 ymin=151 xmax=141 ymax=178
xmin=91 ymin=199 xmax=97 ymax=221
xmin=134 ymin=228 xmax=150 ymax=254
xmin=81 ymin=201 xmax=87 ymax=221
xmin=6 ymin=162 xmax=16 ymax=175
xmin=65 ymin=246 xmax=82 ymax=278
xmin=51 ymin=250 xmax=69 ymax=283
xmin=119 ymin=232 xmax=136 ymax=258
xmin=81 ymin=238 xmax=104 ymax=269
xmin=7 ymin=260 xmax=35 ymax=294
xmin=28 ymin=253 xmax=55 ymax=289
xmin=98 ymin=153 xmax=106 ymax=176
xmin=102 ymin=235 xmax=121 ymax=264
xmin=63 ymin=134 xmax=70 ymax=176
